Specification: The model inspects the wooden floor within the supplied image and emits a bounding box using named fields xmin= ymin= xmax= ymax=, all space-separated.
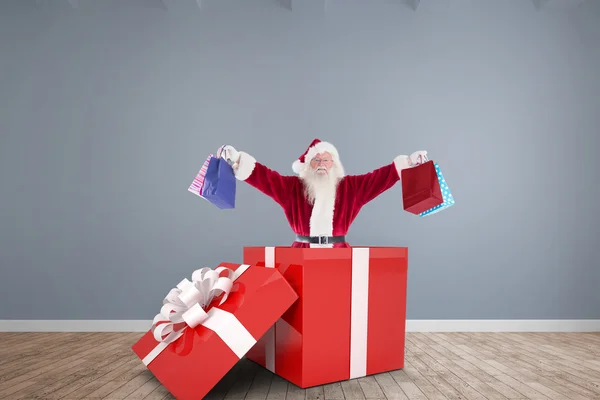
xmin=0 ymin=332 xmax=599 ymax=400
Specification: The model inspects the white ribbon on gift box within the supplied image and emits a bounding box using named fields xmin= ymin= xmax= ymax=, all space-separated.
xmin=263 ymin=247 xmax=276 ymax=373
xmin=142 ymin=264 xmax=256 ymax=366
xmin=349 ymin=247 xmax=369 ymax=379
xmin=262 ymin=247 xmax=370 ymax=379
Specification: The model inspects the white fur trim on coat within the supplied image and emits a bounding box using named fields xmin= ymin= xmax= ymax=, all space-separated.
xmin=393 ymin=154 xmax=410 ymax=177
xmin=308 ymin=183 xmax=337 ymax=244
xmin=235 ymin=151 xmax=256 ymax=181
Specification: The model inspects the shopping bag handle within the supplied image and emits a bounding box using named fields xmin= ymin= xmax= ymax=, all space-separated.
xmin=217 ymin=145 xmax=235 ymax=166
xmin=412 ymin=153 xmax=429 ymax=167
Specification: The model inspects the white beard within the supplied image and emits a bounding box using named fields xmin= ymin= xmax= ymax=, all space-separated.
xmin=299 ymin=165 xmax=343 ymax=240
xmin=299 ymin=166 xmax=341 ymax=205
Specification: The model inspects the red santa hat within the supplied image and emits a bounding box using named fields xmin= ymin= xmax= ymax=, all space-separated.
xmin=292 ymin=138 xmax=342 ymax=175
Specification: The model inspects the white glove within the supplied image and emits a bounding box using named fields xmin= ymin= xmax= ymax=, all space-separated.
xmin=217 ymin=145 xmax=240 ymax=165
xmin=409 ymin=150 xmax=428 ymax=166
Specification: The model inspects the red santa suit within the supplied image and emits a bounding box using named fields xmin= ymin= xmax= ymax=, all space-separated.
xmin=229 ymin=139 xmax=419 ymax=248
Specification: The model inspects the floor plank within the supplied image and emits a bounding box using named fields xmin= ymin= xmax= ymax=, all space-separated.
xmin=0 ymin=332 xmax=598 ymax=399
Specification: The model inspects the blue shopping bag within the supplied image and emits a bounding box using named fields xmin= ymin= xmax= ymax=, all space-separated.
xmin=201 ymin=156 xmax=236 ymax=209
xmin=419 ymin=163 xmax=455 ymax=217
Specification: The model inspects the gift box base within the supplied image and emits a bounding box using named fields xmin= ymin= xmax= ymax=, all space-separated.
xmin=247 ymin=349 xmax=405 ymax=389
xmin=244 ymin=246 xmax=407 ymax=389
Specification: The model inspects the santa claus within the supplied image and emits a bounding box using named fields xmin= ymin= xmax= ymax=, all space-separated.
xmin=218 ymin=139 xmax=427 ymax=248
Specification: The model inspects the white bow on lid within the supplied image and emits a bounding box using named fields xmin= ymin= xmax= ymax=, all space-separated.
xmin=151 ymin=266 xmax=236 ymax=344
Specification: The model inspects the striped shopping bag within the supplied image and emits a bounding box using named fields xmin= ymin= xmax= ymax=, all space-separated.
xmin=188 ymin=154 xmax=213 ymax=199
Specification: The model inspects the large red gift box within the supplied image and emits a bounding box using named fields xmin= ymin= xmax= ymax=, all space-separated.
xmin=243 ymin=246 xmax=408 ymax=388
xmin=401 ymin=160 xmax=444 ymax=214
xmin=131 ymin=262 xmax=298 ymax=400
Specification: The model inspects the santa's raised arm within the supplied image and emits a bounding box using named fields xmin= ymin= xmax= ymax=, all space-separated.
xmin=218 ymin=139 xmax=426 ymax=248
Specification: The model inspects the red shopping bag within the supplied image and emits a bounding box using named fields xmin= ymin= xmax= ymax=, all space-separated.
xmin=400 ymin=160 xmax=444 ymax=214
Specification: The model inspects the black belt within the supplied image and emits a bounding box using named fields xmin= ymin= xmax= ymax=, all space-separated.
xmin=295 ymin=235 xmax=347 ymax=245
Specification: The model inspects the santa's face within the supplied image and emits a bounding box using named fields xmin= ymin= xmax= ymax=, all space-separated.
xmin=300 ymin=151 xmax=342 ymax=204
xmin=309 ymin=152 xmax=334 ymax=177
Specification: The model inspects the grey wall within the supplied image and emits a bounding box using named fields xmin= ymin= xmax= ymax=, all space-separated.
xmin=1 ymin=0 xmax=599 ymax=321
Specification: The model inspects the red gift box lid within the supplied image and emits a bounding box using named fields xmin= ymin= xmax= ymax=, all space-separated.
xmin=131 ymin=262 xmax=298 ymax=400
